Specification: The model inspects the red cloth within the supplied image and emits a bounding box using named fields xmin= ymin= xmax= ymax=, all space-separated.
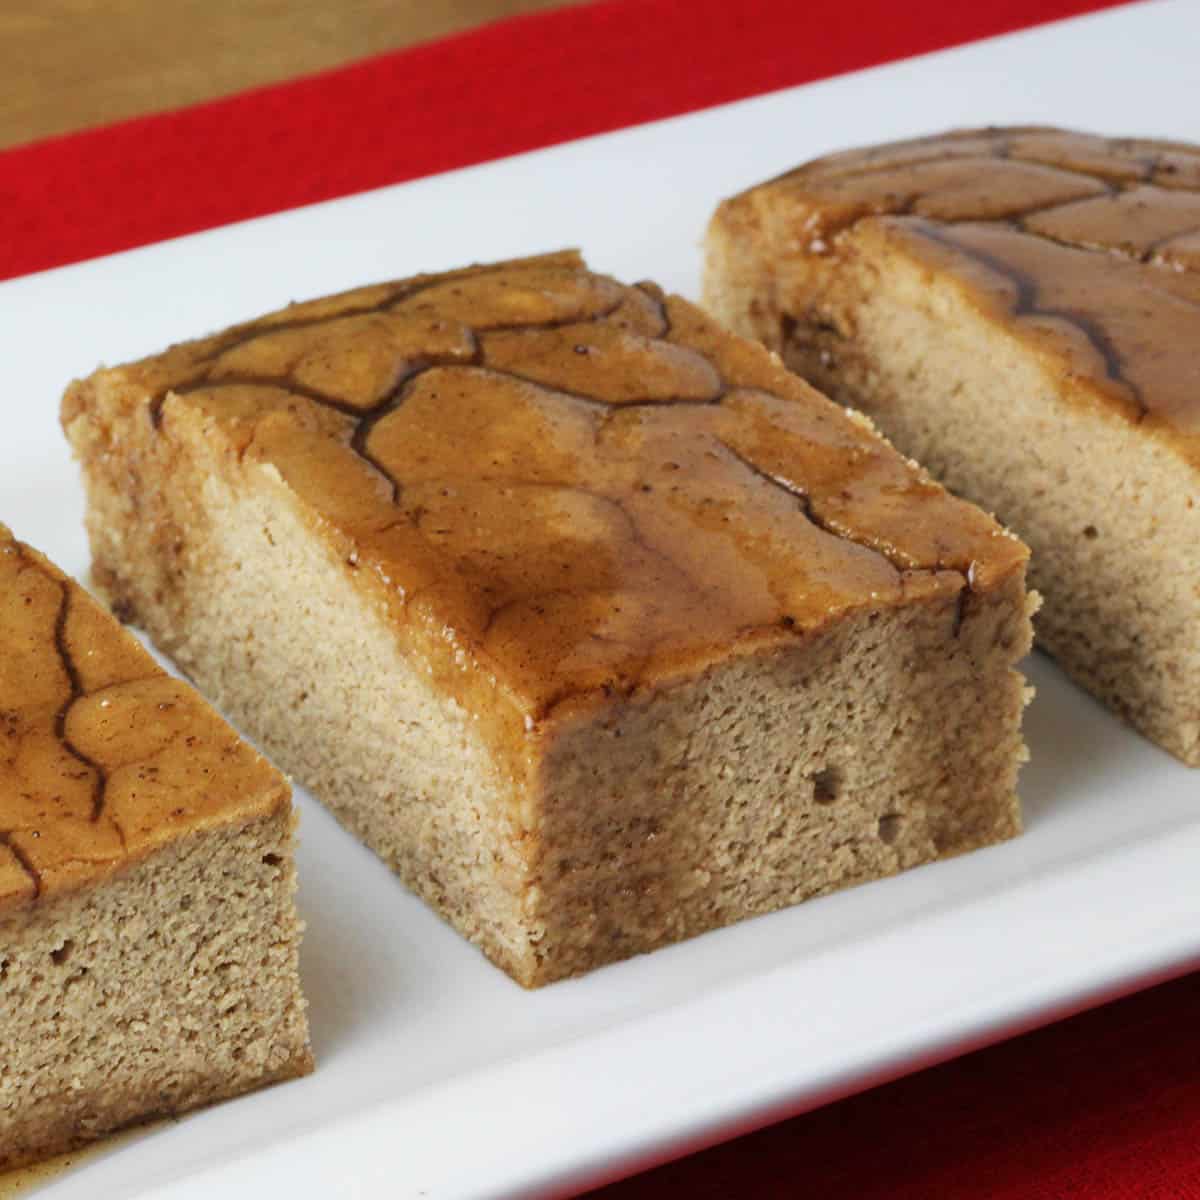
xmin=2 ymin=0 xmax=1130 ymax=280
xmin=5 ymin=0 xmax=1198 ymax=1195
xmin=587 ymin=970 xmax=1200 ymax=1198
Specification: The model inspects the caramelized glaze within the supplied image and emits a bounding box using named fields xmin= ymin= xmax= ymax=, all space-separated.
xmin=0 ymin=527 xmax=287 ymax=911
xmin=72 ymin=253 xmax=1025 ymax=733
xmin=760 ymin=127 xmax=1200 ymax=453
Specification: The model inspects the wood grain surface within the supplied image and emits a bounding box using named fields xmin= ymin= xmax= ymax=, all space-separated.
xmin=0 ymin=0 xmax=584 ymax=149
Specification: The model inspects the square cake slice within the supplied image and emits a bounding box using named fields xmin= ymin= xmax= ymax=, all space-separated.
xmin=62 ymin=250 xmax=1034 ymax=987
xmin=0 ymin=525 xmax=311 ymax=1172
xmin=704 ymin=126 xmax=1200 ymax=763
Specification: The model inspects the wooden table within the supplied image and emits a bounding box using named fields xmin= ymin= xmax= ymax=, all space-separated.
xmin=1 ymin=0 xmax=580 ymax=149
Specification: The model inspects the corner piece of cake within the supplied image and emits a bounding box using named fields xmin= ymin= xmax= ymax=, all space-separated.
xmin=0 ymin=525 xmax=311 ymax=1172
xmin=704 ymin=126 xmax=1200 ymax=764
xmin=61 ymin=250 xmax=1034 ymax=987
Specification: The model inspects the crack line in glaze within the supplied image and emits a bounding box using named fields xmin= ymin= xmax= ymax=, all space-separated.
xmin=907 ymin=220 xmax=1146 ymax=417
xmin=1 ymin=545 xmax=118 ymax=895
xmin=0 ymin=830 xmax=42 ymax=897
xmin=51 ymin=581 xmax=112 ymax=827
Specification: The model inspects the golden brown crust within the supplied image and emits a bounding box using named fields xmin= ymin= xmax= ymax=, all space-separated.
xmin=0 ymin=525 xmax=289 ymax=911
xmin=723 ymin=126 xmax=1200 ymax=462
xmin=62 ymin=252 xmax=1025 ymax=733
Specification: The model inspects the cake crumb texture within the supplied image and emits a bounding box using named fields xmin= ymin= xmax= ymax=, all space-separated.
xmin=0 ymin=524 xmax=311 ymax=1170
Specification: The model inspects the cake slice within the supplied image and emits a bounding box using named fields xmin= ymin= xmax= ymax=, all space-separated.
xmin=62 ymin=250 xmax=1034 ymax=987
xmin=704 ymin=126 xmax=1200 ymax=764
xmin=0 ymin=524 xmax=311 ymax=1172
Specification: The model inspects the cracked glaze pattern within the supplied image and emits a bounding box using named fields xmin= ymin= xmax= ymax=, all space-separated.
xmin=94 ymin=252 xmax=1024 ymax=726
xmin=762 ymin=127 xmax=1200 ymax=450
xmin=0 ymin=527 xmax=286 ymax=909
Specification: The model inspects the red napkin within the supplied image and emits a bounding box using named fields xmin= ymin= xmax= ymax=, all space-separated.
xmin=2 ymin=0 xmax=1130 ymax=281
xmin=587 ymin=969 xmax=1200 ymax=1198
xmin=5 ymin=1 xmax=1197 ymax=1195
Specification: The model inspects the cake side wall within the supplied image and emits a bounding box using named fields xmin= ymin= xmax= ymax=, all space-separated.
xmin=63 ymin=382 xmax=540 ymax=982
xmin=0 ymin=810 xmax=310 ymax=1172
xmin=703 ymin=195 xmax=788 ymax=356
xmin=703 ymin=208 xmax=1200 ymax=764
xmin=526 ymin=574 xmax=1032 ymax=985
xmin=774 ymin=241 xmax=1199 ymax=764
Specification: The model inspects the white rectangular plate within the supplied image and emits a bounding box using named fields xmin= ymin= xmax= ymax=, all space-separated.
xmin=2 ymin=1 xmax=1198 ymax=1195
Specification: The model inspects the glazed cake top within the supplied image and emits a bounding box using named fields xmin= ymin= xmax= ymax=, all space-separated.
xmin=738 ymin=126 xmax=1200 ymax=461
xmin=0 ymin=526 xmax=288 ymax=910
xmin=68 ymin=252 xmax=1025 ymax=730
